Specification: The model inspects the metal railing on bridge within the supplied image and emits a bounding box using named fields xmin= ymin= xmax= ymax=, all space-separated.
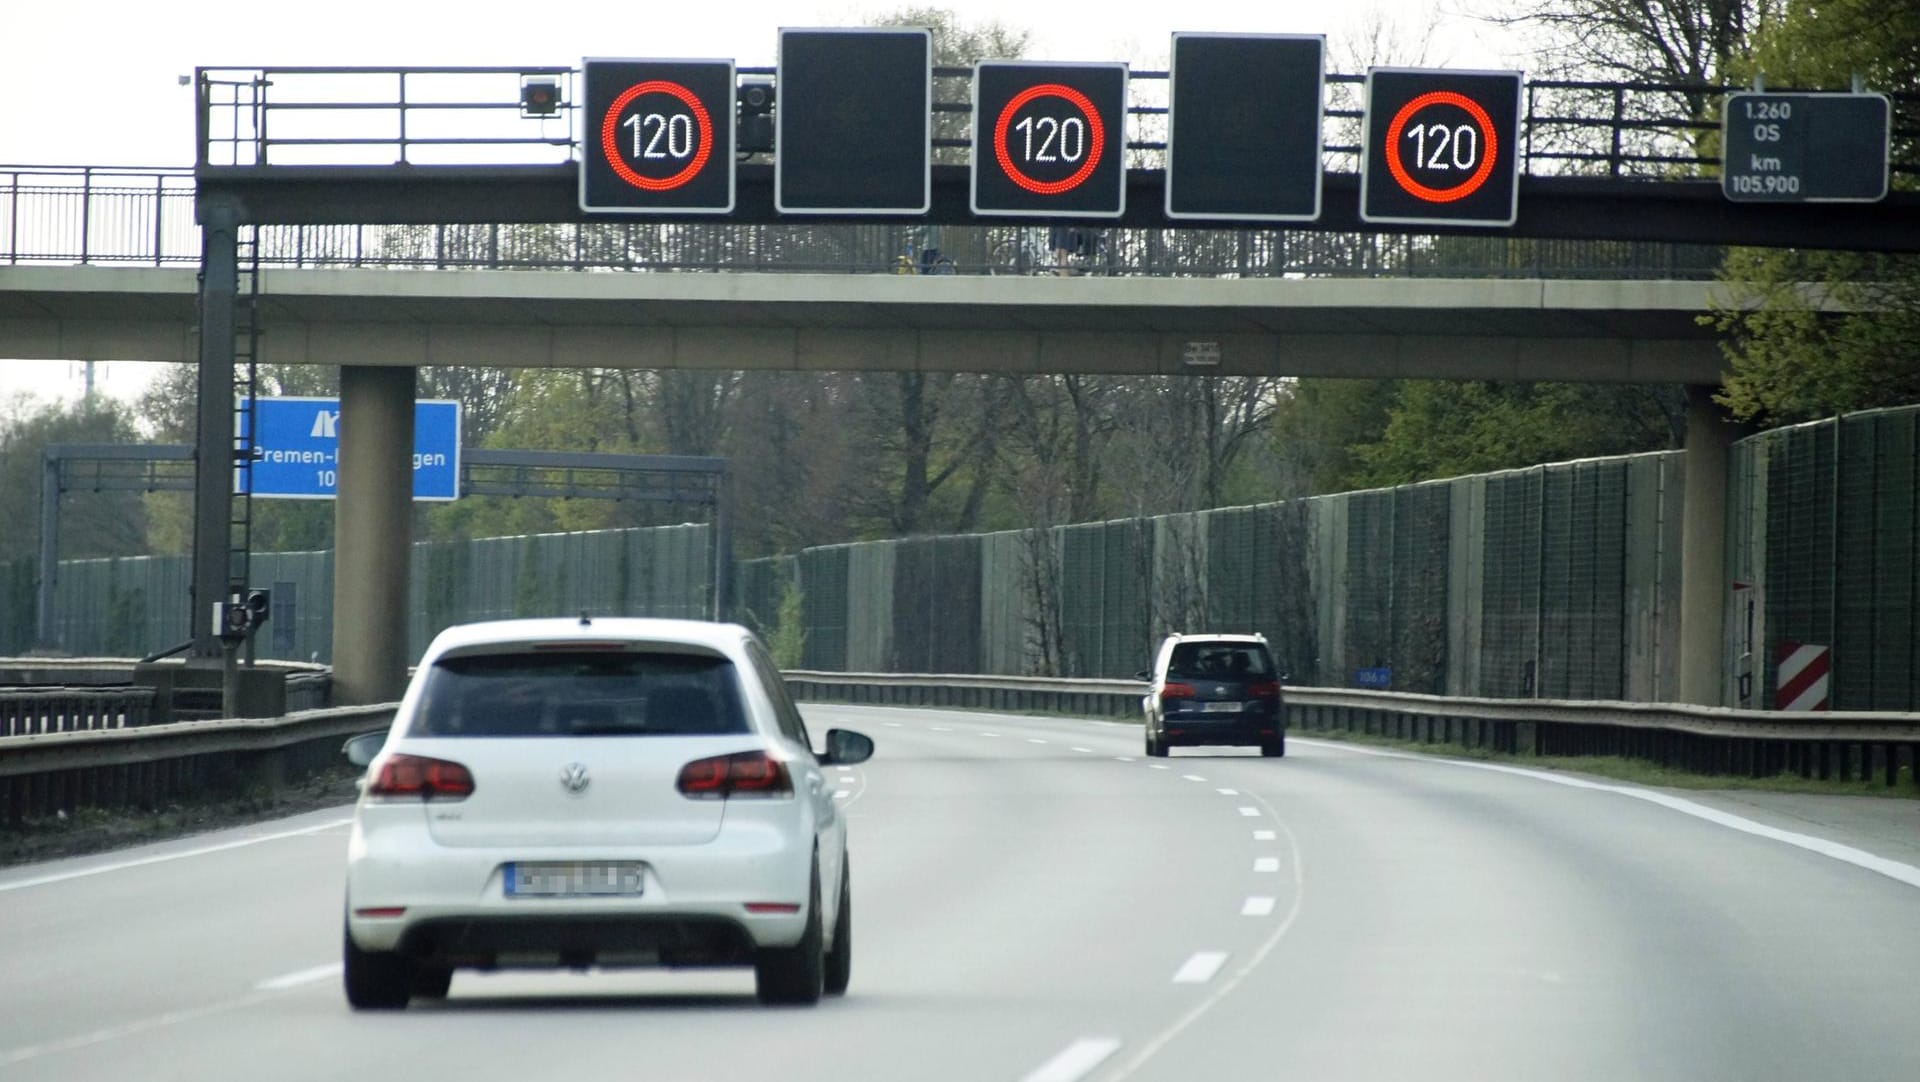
xmin=1 ymin=164 xmax=1728 ymax=279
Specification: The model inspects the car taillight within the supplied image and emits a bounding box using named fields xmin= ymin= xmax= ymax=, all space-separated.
xmin=677 ymin=751 xmax=793 ymax=800
xmin=1249 ymin=681 xmax=1281 ymax=699
xmin=366 ymin=753 xmax=475 ymax=801
xmin=1160 ymin=681 xmax=1197 ymax=705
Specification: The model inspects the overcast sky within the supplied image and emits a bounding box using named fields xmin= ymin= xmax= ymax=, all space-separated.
xmin=2 ymin=0 xmax=1529 ymax=407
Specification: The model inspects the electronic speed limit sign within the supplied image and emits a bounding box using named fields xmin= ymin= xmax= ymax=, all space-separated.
xmin=1361 ymin=68 xmax=1522 ymax=227
xmin=580 ymin=59 xmax=735 ymax=214
xmin=971 ymin=62 xmax=1128 ymax=217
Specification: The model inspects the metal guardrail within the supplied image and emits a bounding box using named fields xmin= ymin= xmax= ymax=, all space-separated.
xmin=1 ymin=687 xmax=157 ymax=737
xmin=784 ymin=671 xmax=1920 ymax=788
xmin=6 ymin=669 xmax=1916 ymax=828
xmin=0 ymin=702 xmax=394 ymax=824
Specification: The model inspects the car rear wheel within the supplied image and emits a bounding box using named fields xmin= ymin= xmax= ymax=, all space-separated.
xmin=823 ymin=860 xmax=852 ymax=996
xmin=1146 ymin=728 xmax=1169 ymax=757
xmin=755 ymin=863 xmax=824 ymax=1006
xmin=343 ymin=924 xmax=414 ymax=1010
xmin=1260 ymin=736 xmax=1286 ymax=758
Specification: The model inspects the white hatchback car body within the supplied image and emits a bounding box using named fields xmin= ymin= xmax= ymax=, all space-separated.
xmin=342 ymin=617 xmax=871 ymax=1008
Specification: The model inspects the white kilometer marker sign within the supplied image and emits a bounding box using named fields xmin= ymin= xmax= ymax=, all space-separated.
xmin=1254 ymin=857 xmax=1281 ymax=873
xmin=1241 ymin=896 xmax=1277 ymax=916
xmin=1022 ymin=1038 xmax=1123 ymax=1082
xmin=1172 ymin=951 xmax=1229 ymax=984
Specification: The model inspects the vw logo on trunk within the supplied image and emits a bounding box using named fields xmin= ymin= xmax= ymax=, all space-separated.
xmin=560 ymin=762 xmax=591 ymax=796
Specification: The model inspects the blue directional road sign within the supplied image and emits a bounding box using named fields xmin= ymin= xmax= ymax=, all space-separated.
xmin=239 ymin=397 xmax=461 ymax=501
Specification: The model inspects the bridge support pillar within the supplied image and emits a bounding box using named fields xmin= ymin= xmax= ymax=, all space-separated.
xmin=331 ymin=365 xmax=415 ymax=706
xmin=1678 ymin=385 xmax=1737 ymax=706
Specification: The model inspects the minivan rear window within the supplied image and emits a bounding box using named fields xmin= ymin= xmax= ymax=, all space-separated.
xmin=410 ymin=651 xmax=749 ymax=737
xmin=1168 ymin=642 xmax=1274 ymax=680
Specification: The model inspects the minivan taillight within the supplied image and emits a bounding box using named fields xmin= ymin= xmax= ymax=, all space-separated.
xmin=367 ymin=754 xmax=475 ymax=801
xmin=1160 ymin=681 xmax=1197 ymax=706
xmin=677 ymin=750 xmax=793 ymax=799
xmin=1249 ymin=681 xmax=1281 ymax=699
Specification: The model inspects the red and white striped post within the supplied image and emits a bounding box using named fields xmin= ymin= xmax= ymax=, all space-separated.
xmin=1775 ymin=642 xmax=1831 ymax=711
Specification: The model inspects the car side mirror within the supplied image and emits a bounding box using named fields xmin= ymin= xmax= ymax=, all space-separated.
xmin=821 ymin=728 xmax=874 ymax=766
xmin=342 ymin=730 xmax=386 ymax=767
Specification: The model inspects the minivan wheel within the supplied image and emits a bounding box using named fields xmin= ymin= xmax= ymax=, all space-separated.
xmin=1260 ymin=736 xmax=1286 ymax=758
xmin=755 ymin=863 xmax=824 ymax=1006
xmin=343 ymin=924 xmax=414 ymax=1010
xmin=1146 ymin=728 xmax=1168 ymax=758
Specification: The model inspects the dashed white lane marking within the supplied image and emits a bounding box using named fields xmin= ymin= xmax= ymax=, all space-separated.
xmin=0 ymin=992 xmax=261 ymax=1068
xmin=254 ymin=963 xmax=342 ymax=991
xmin=1216 ymin=788 xmax=1239 ymax=796
xmin=978 ymin=732 xmax=1000 ymax=738
xmin=1241 ymin=896 xmax=1277 ymax=917
xmin=1114 ymin=756 xmax=1137 ymax=763
xmin=1147 ymin=764 xmax=1170 ymax=770
xmin=884 ymin=722 xmax=902 ymax=728
xmin=1171 ymin=952 xmax=1229 ymax=984
xmin=1182 ymin=774 xmax=1207 ymax=782
xmin=1106 ymin=795 xmax=1307 ymax=1081
xmin=1254 ymin=857 xmax=1281 ymax=873
xmin=1301 ymin=738 xmax=1920 ymax=893
xmin=1237 ymin=806 xmax=1261 ymax=817
xmin=1253 ymin=829 xmax=1276 ymax=841
xmin=1022 ymin=1037 xmax=1122 ymax=1082
xmin=0 ymin=816 xmax=353 ymax=895
xmin=1028 ymin=738 xmax=1050 ymax=744
xmin=932 ymin=726 xmax=952 ymax=732
xmin=833 ymin=790 xmax=852 ymax=800
xmin=1071 ymin=747 xmax=1094 ymax=753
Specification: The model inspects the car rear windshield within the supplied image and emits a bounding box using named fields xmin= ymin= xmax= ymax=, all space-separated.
xmin=410 ymin=650 xmax=749 ymax=737
xmin=1168 ymin=642 xmax=1274 ymax=680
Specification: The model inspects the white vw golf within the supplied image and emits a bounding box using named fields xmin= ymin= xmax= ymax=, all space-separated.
xmin=341 ymin=616 xmax=872 ymax=1009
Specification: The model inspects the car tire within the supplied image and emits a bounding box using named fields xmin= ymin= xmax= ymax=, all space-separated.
xmin=1261 ymin=736 xmax=1286 ymax=758
xmin=1146 ymin=727 xmax=1169 ymax=758
xmin=755 ymin=862 xmax=824 ymax=1006
xmin=343 ymin=924 xmax=414 ymax=1010
xmin=410 ymin=964 xmax=453 ymax=1000
xmin=823 ymin=860 xmax=852 ymax=996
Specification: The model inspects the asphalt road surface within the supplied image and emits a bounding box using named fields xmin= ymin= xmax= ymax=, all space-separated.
xmin=5 ymin=704 xmax=1919 ymax=1082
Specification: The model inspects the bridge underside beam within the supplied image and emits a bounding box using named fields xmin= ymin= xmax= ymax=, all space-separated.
xmin=195 ymin=164 xmax=1920 ymax=253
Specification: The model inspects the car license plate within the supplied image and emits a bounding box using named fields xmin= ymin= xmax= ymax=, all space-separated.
xmin=1202 ymin=701 xmax=1244 ymax=714
xmin=506 ymin=861 xmax=645 ymax=898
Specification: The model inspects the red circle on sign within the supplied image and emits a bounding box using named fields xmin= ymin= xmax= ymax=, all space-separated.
xmin=600 ymin=81 xmax=714 ymax=192
xmin=992 ymin=83 xmax=1106 ymax=196
xmin=1384 ymin=91 xmax=1499 ymax=204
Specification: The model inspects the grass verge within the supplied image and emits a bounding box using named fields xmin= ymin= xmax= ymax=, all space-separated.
xmin=1300 ymin=727 xmax=1920 ymax=799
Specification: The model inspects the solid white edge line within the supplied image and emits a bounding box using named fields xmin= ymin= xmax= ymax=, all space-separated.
xmin=0 ymin=816 xmax=354 ymax=894
xmin=1171 ymin=951 xmax=1229 ymax=984
xmin=1023 ymin=1037 xmax=1123 ymax=1082
xmin=254 ymin=962 xmax=344 ymax=992
xmin=1296 ymin=737 xmax=1920 ymax=892
xmin=1240 ymin=896 xmax=1277 ymax=916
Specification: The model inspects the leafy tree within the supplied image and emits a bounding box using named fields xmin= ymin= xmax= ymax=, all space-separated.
xmin=1712 ymin=0 xmax=1920 ymax=423
xmin=0 ymin=395 xmax=148 ymax=564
